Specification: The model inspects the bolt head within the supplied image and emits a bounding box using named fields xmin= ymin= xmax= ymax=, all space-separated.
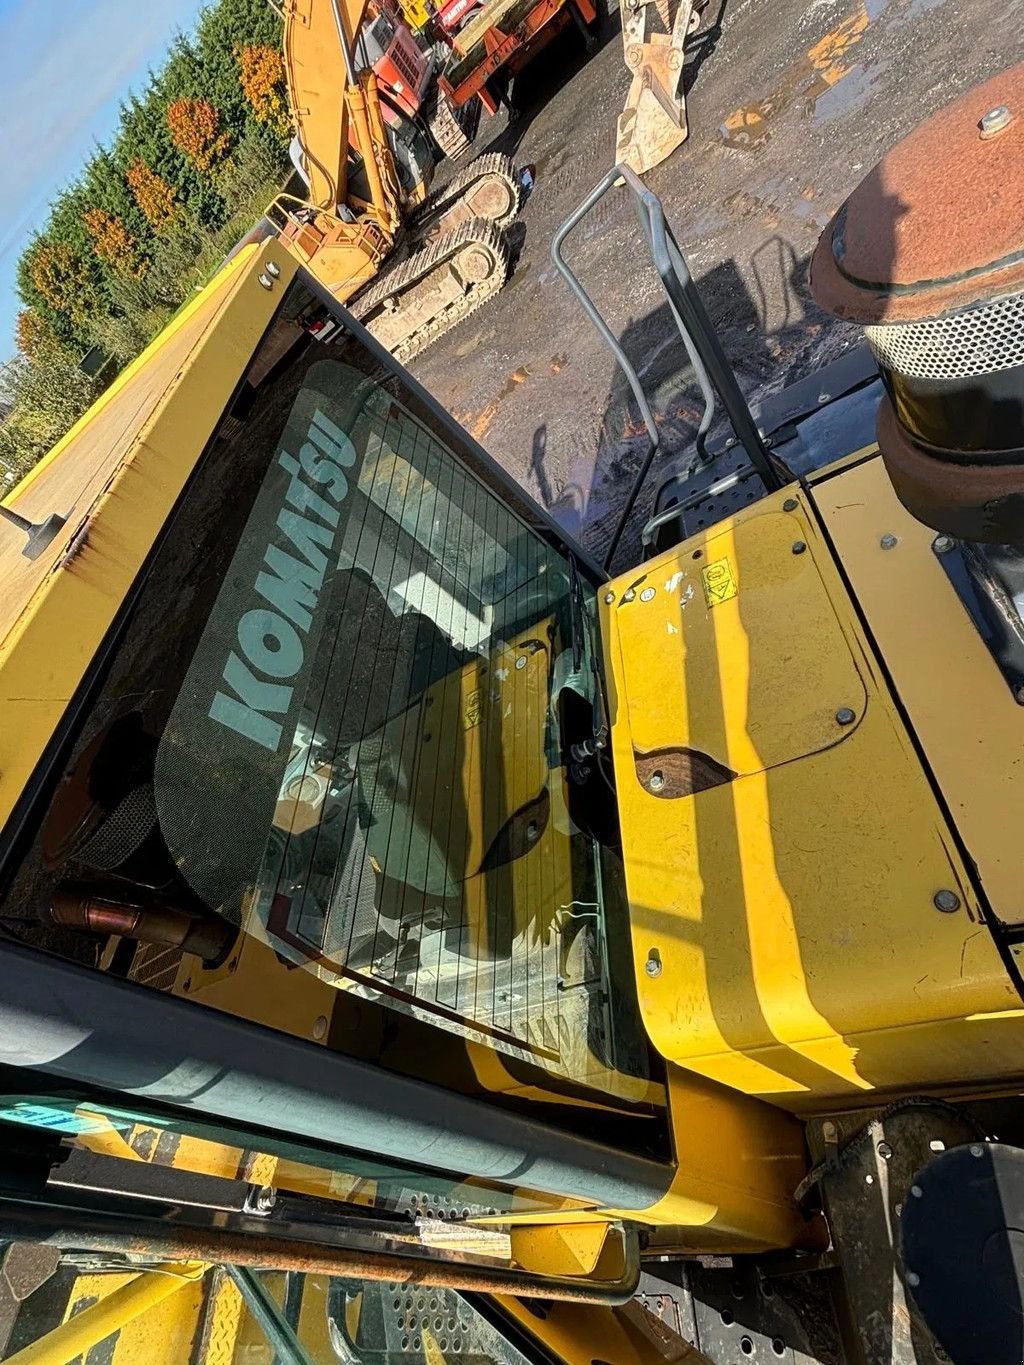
xmin=604 ymin=590 xmax=615 ymax=604
xmin=980 ymin=104 xmax=1013 ymax=136
xmin=835 ymin=707 xmax=856 ymax=726
xmin=783 ymin=497 xmax=798 ymax=512
xmin=933 ymin=889 xmax=961 ymax=913
xmin=880 ymin=533 xmax=898 ymax=550
xmin=515 ymin=655 xmax=528 ymax=669
xmin=645 ymin=953 xmax=662 ymax=977
xmin=877 ymin=1140 xmax=893 ymax=1160
xmin=792 ymin=540 xmax=807 ymax=555
xmin=910 ymin=1184 xmax=923 ymax=1199
xmin=623 ymin=588 xmax=636 ymax=602
xmin=970 ymin=1143 xmax=985 ymax=1158
xmin=640 ymin=586 xmax=656 ymax=602
xmin=933 ymin=534 xmax=954 ymax=554
xmin=258 ymin=273 xmax=274 ymax=290
xmin=313 ymin=1015 xmax=328 ymax=1041
xmin=648 ymin=770 xmax=665 ymax=792
xmin=818 ymin=392 xmax=831 ymax=404
xmin=264 ymin=259 xmax=281 ymax=278
xmin=907 ymin=1270 xmax=920 ymax=1289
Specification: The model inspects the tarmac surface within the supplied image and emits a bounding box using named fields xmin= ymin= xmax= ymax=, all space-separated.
xmin=410 ymin=0 xmax=1024 ymax=568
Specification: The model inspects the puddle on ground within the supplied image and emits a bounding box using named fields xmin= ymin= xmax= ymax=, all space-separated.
xmin=719 ymin=1 xmax=879 ymax=148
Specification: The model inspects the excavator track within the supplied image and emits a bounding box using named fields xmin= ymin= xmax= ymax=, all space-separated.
xmin=352 ymin=216 xmax=512 ymax=363
xmin=425 ymin=90 xmax=479 ymax=162
xmin=411 ymin=151 xmax=522 ymax=237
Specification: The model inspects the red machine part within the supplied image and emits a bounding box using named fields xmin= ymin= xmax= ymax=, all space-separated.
xmin=440 ymin=0 xmax=596 ymax=114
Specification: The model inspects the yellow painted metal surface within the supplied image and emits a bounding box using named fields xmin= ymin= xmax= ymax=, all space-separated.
xmin=198 ymin=1270 xmax=245 ymax=1365
xmin=498 ymin=1294 xmax=709 ymax=1363
xmin=624 ymin=1065 xmax=817 ymax=1251
xmin=510 ymin=1221 xmax=609 ymax=1276
xmin=605 ymin=486 xmax=1024 ymax=1113
xmin=814 ymin=454 xmax=1024 ymax=929
xmin=8 ymin=1264 xmax=206 ymax=1365
xmin=0 ymin=241 xmax=297 ymax=835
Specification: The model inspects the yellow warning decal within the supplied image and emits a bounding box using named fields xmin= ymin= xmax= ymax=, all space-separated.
xmin=701 ymin=557 xmax=738 ymax=606
xmin=463 ymin=686 xmax=483 ymax=730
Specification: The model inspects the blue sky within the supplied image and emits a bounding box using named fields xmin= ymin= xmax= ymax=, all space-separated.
xmin=0 ymin=0 xmax=208 ymax=358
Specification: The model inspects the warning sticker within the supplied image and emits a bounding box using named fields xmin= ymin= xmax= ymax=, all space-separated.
xmin=701 ymin=557 xmax=738 ymax=607
xmin=463 ymin=687 xmax=483 ymax=730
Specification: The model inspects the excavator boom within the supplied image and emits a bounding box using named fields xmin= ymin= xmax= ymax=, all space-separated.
xmin=283 ymin=0 xmax=401 ymax=228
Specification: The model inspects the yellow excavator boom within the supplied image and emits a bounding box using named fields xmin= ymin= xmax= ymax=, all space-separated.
xmin=283 ymin=0 xmax=401 ymax=231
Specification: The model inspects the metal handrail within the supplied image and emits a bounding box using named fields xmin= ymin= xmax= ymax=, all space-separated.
xmin=551 ymin=164 xmax=781 ymax=565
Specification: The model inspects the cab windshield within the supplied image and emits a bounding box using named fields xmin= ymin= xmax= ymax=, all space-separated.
xmin=5 ymin=279 xmax=649 ymax=1102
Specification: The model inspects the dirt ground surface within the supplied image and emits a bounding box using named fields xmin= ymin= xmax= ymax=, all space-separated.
xmin=411 ymin=0 xmax=1023 ymax=568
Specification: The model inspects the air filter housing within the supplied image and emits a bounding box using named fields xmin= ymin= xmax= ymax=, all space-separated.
xmin=811 ymin=64 xmax=1024 ymax=542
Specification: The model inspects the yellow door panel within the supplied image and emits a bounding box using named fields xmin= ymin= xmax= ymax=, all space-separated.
xmin=605 ymin=489 xmax=1024 ymax=1112
xmin=615 ymin=509 xmax=866 ymax=776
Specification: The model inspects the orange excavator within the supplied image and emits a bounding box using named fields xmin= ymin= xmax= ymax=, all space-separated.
xmin=274 ymin=0 xmax=523 ymax=360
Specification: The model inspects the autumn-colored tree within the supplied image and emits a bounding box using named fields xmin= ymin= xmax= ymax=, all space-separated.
xmin=29 ymin=242 xmax=95 ymax=318
xmin=167 ymin=98 xmax=231 ymax=170
xmin=237 ymin=44 xmax=290 ymax=139
xmin=126 ymin=160 xmax=177 ymax=231
xmin=14 ymin=309 xmax=54 ymax=360
xmin=83 ymin=208 xmax=147 ymax=278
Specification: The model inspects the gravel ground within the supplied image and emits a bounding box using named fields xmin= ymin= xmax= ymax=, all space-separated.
xmin=410 ymin=0 xmax=1023 ymax=567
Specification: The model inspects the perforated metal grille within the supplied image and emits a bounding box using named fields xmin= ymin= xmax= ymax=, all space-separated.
xmin=865 ymin=291 xmax=1024 ymax=380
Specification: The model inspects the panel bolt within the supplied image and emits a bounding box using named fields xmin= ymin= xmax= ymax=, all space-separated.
xmin=792 ymin=540 xmax=807 ymax=555
xmin=970 ymin=1144 xmax=985 ymax=1158
xmin=910 ymin=1184 xmax=923 ymax=1198
xmin=818 ymin=392 xmax=831 ymax=404
xmin=313 ymin=1015 xmax=328 ymax=1041
xmin=877 ymin=1140 xmax=893 ymax=1160
xmin=254 ymin=1185 xmax=277 ymax=1213
xmin=933 ymin=534 xmax=954 ymax=554
xmin=783 ymin=497 xmax=798 ymax=512
xmin=258 ymin=272 xmax=274 ymax=290
xmin=645 ymin=952 xmax=662 ymax=977
xmin=980 ymin=105 xmax=1013 ymax=136
xmin=880 ymin=533 xmax=898 ymax=549
xmin=933 ymin=889 xmax=961 ymax=913
xmin=907 ymin=1271 xmax=920 ymax=1288
xmin=604 ymin=590 xmax=615 ymax=604
xmin=623 ymin=588 xmax=636 ymax=602
xmin=516 ymin=656 xmax=528 ymax=669
xmin=648 ymin=770 xmax=665 ymax=792
xmin=835 ymin=707 xmax=856 ymax=725
xmin=640 ymin=586 xmax=656 ymax=601
xmin=264 ymin=259 xmax=281 ymax=278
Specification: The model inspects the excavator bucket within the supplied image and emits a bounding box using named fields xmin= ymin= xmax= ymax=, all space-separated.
xmin=615 ymin=0 xmax=698 ymax=175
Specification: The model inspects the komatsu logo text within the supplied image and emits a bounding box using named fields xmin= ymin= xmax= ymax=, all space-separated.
xmin=208 ymin=407 xmax=354 ymax=753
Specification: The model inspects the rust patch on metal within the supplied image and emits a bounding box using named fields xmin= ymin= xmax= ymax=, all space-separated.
xmin=812 ymin=62 xmax=1024 ymax=323
xmin=634 ymin=746 xmax=737 ymax=798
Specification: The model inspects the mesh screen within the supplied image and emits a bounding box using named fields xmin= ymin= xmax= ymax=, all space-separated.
xmin=865 ymin=290 xmax=1024 ymax=380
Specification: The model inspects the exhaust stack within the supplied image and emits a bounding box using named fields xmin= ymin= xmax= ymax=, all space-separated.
xmin=811 ymin=64 xmax=1024 ymax=543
